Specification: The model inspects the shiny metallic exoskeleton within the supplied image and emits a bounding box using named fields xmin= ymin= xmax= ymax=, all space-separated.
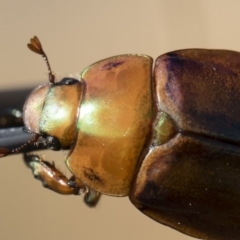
xmin=1 ymin=36 xmax=240 ymax=240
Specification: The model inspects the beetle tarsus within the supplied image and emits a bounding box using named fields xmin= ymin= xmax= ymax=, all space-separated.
xmin=68 ymin=176 xmax=101 ymax=207
xmin=84 ymin=188 xmax=101 ymax=207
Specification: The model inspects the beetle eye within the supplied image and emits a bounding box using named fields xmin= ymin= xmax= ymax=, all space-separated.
xmin=45 ymin=136 xmax=61 ymax=151
xmin=59 ymin=78 xmax=79 ymax=85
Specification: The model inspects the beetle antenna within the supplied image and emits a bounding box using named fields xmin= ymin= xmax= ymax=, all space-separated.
xmin=0 ymin=134 xmax=40 ymax=157
xmin=27 ymin=36 xmax=55 ymax=83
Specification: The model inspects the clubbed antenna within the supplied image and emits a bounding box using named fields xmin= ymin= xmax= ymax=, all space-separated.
xmin=0 ymin=36 xmax=51 ymax=158
xmin=27 ymin=36 xmax=55 ymax=83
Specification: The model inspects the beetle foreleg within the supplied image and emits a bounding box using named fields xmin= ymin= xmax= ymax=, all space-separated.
xmin=23 ymin=153 xmax=84 ymax=195
xmin=23 ymin=153 xmax=101 ymax=206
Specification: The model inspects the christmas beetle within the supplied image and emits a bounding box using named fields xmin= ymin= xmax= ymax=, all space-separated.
xmin=1 ymin=36 xmax=240 ymax=240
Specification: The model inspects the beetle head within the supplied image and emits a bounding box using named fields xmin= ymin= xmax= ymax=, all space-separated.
xmin=0 ymin=36 xmax=83 ymax=156
xmin=23 ymin=83 xmax=50 ymax=134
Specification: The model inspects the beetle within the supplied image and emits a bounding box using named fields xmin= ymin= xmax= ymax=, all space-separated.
xmin=1 ymin=36 xmax=240 ymax=240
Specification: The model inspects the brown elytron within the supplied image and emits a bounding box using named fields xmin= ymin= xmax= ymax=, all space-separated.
xmin=130 ymin=50 xmax=240 ymax=240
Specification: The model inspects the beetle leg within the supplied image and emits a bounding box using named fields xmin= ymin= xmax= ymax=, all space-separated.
xmin=84 ymin=188 xmax=101 ymax=207
xmin=68 ymin=176 xmax=101 ymax=207
xmin=23 ymin=153 xmax=83 ymax=195
xmin=23 ymin=153 xmax=101 ymax=206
